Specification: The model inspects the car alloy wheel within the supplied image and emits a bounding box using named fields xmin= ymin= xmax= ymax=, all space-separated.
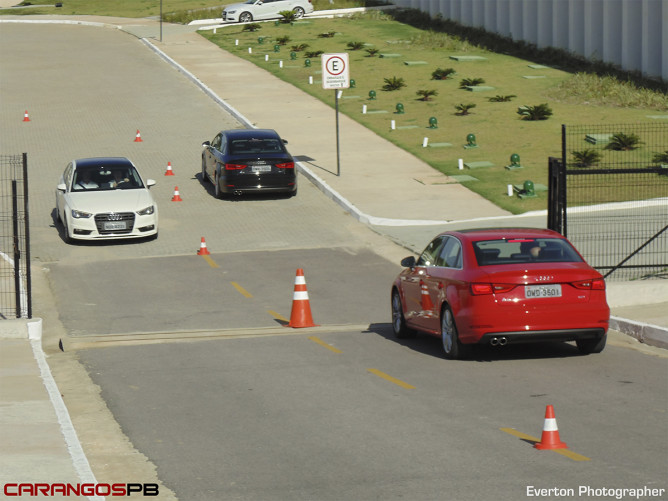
xmin=239 ymin=12 xmax=252 ymax=23
xmin=392 ymin=290 xmax=414 ymax=339
xmin=293 ymin=7 xmax=305 ymax=18
xmin=441 ymin=305 xmax=465 ymax=360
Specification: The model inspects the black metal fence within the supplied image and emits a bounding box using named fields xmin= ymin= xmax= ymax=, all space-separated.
xmin=548 ymin=123 xmax=668 ymax=281
xmin=0 ymin=154 xmax=32 ymax=318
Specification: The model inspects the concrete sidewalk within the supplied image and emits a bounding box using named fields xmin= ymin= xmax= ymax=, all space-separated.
xmin=0 ymin=15 xmax=666 ymax=500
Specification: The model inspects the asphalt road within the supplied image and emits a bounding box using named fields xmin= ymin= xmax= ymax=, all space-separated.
xmin=2 ymin=22 xmax=667 ymax=501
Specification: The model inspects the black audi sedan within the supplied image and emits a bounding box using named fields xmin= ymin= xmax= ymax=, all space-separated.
xmin=201 ymin=129 xmax=297 ymax=197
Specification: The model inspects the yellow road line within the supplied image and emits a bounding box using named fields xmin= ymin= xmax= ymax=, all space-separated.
xmin=500 ymin=427 xmax=591 ymax=461
xmin=200 ymin=255 xmax=219 ymax=268
xmin=267 ymin=310 xmax=289 ymax=322
xmin=367 ymin=368 xmax=416 ymax=389
xmin=230 ymin=281 xmax=253 ymax=298
xmin=308 ymin=336 xmax=342 ymax=354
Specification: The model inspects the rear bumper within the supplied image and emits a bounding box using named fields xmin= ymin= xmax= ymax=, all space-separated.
xmin=477 ymin=328 xmax=606 ymax=345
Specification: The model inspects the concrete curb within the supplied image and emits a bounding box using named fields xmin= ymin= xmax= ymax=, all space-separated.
xmin=609 ymin=316 xmax=668 ymax=350
xmin=0 ymin=317 xmax=43 ymax=340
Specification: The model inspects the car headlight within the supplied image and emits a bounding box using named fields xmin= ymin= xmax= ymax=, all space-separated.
xmin=137 ymin=205 xmax=155 ymax=216
xmin=71 ymin=209 xmax=92 ymax=219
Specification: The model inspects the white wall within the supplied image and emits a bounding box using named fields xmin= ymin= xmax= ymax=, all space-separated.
xmin=391 ymin=0 xmax=667 ymax=81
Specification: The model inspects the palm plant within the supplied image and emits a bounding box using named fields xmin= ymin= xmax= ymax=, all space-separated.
xmin=290 ymin=43 xmax=309 ymax=52
xmin=347 ymin=41 xmax=365 ymax=50
xmin=416 ymin=89 xmax=438 ymax=101
xmin=431 ymin=68 xmax=456 ymax=80
xmin=276 ymin=36 xmax=291 ymax=45
xmin=317 ymin=31 xmax=336 ymax=38
xmin=605 ymin=132 xmax=643 ymax=151
xmin=488 ymin=94 xmax=517 ymax=102
xmin=459 ymin=77 xmax=485 ymax=88
xmin=279 ymin=10 xmax=297 ymax=23
xmin=517 ymin=103 xmax=553 ymax=120
xmin=571 ymin=149 xmax=602 ymax=167
xmin=653 ymin=151 xmax=668 ymax=163
xmin=242 ymin=23 xmax=261 ymax=32
xmin=304 ymin=50 xmax=324 ymax=58
xmin=454 ymin=103 xmax=477 ymax=115
xmin=382 ymin=76 xmax=406 ymax=91
xmin=365 ymin=48 xmax=380 ymax=57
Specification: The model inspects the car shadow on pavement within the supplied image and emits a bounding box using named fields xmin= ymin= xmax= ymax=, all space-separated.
xmin=366 ymin=322 xmax=584 ymax=362
xmin=194 ymin=172 xmax=295 ymax=201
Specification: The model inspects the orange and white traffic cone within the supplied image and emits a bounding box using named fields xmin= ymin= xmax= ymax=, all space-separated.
xmin=171 ymin=186 xmax=183 ymax=202
xmin=420 ymin=280 xmax=434 ymax=313
xmin=22 ymin=110 xmax=31 ymax=122
xmin=134 ymin=129 xmax=143 ymax=142
xmin=534 ymin=405 xmax=568 ymax=450
xmin=287 ymin=269 xmax=318 ymax=328
xmin=165 ymin=162 xmax=175 ymax=176
xmin=197 ymin=237 xmax=210 ymax=255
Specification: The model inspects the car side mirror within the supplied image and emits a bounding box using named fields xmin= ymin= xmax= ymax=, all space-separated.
xmin=282 ymin=139 xmax=288 ymax=144
xmin=57 ymin=183 xmax=66 ymax=192
xmin=401 ymin=256 xmax=416 ymax=268
xmin=146 ymin=179 xmax=156 ymax=188
xmin=202 ymin=141 xmax=211 ymax=147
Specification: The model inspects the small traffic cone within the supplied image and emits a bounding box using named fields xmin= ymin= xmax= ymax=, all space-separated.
xmin=134 ymin=129 xmax=143 ymax=142
xmin=534 ymin=405 xmax=568 ymax=450
xmin=23 ymin=110 xmax=30 ymax=122
xmin=171 ymin=186 xmax=183 ymax=202
xmin=197 ymin=237 xmax=210 ymax=255
xmin=165 ymin=162 xmax=175 ymax=176
xmin=287 ymin=269 xmax=318 ymax=328
xmin=420 ymin=280 xmax=434 ymax=312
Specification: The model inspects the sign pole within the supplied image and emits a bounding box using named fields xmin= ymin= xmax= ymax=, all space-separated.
xmin=335 ymin=90 xmax=341 ymax=177
xmin=321 ymin=53 xmax=350 ymax=178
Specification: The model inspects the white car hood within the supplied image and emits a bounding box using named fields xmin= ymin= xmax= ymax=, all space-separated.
xmin=224 ymin=2 xmax=251 ymax=10
xmin=66 ymin=190 xmax=155 ymax=213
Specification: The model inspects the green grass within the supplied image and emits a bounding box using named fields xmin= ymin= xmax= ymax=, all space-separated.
xmin=201 ymin=12 xmax=668 ymax=213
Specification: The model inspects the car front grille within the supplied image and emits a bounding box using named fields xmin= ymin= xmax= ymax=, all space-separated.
xmin=94 ymin=212 xmax=135 ymax=234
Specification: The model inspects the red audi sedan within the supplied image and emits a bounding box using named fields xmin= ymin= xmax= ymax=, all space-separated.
xmin=391 ymin=228 xmax=610 ymax=359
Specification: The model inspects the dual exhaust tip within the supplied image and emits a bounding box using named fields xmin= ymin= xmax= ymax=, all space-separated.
xmin=490 ymin=336 xmax=508 ymax=346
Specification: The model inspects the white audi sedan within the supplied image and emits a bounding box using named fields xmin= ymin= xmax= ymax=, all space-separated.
xmin=55 ymin=157 xmax=158 ymax=242
xmin=222 ymin=0 xmax=313 ymax=23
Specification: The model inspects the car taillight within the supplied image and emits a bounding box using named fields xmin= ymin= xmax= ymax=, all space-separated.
xmin=276 ymin=162 xmax=294 ymax=169
xmin=225 ymin=163 xmax=246 ymax=170
xmin=470 ymin=283 xmax=516 ymax=295
xmin=572 ymin=278 xmax=606 ymax=290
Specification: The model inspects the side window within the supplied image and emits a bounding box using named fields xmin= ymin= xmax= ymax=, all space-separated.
xmin=437 ymin=237 xmax=462 ymax=268
xmin=212 ymin=135 xmax=222 ymax=150
xmin=64 ymin=163 xmax=73 ymax=187
xmin=417 ymin=236 xmax=446 ymax=267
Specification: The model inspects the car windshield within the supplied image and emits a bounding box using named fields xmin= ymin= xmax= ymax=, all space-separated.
xmin=72 ymin=165 xmax=144 ymax=191
xmin=229 ymin=138 xmax=284 ymax=155
xmin=472 ymin=237 xmax=583 ymax=265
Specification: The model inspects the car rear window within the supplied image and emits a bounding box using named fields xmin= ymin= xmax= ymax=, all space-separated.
xmin=230 ymin=138 xmax=284 ymax=155
xmin=472 ymin=238 xmax=583 ymax=266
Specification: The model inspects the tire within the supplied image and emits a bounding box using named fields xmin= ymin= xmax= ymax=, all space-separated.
xmin=239 ymin=12 xmax=253 ymax=23
xmin=441 ymin=305 xmax=467 ymax=359
xmin=62 ymin=217 xmax=73 ymax=244
xmin=201 ymin=157 xmax=209 ymax=183
xmin=293 ymin=7 xmax=305 ymax=18
xmin=576 ymin=335 xmax=606 ymax=354
xmin=391 ymin=289 xmax=415 ymax=339
xmin=214 ymin=171 xmax=222 ymax=199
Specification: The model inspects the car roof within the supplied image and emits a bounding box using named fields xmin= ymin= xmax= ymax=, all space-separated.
xmin=445 ymin=228 xmax=564 ymax=241
xmin=221 ymin=129 xmax=281 ymax=140
xmin=73 ymin=157 xmax=133 ymax=169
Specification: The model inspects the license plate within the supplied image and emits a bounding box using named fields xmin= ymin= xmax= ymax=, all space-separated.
xmin=252 ymin=165 xmax=271 ymax=173
xmin=104 ymin=221 xmax=127 ymax=231
xmin=525 ymin=284 xmax=562 ymax=298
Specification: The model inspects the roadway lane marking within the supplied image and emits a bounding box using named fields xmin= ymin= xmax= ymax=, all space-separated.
xmin=500 ymin=427 xmax=591 ymax=461
xmin=267 ymin=310 xmax=289 ymax=322
xmin=308 ymin=336 xmax=342 ymax=354
xmin=201 ymin=255 xmax=219 ymax=268
xmin=367 ymin=368 xmax=416 ymax=389
xmin=230 ymin=281 xmax=253 ymax=298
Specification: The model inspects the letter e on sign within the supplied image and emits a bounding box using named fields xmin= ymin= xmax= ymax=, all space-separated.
xmin=322 ymin=53 xmax=350 ymax=90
